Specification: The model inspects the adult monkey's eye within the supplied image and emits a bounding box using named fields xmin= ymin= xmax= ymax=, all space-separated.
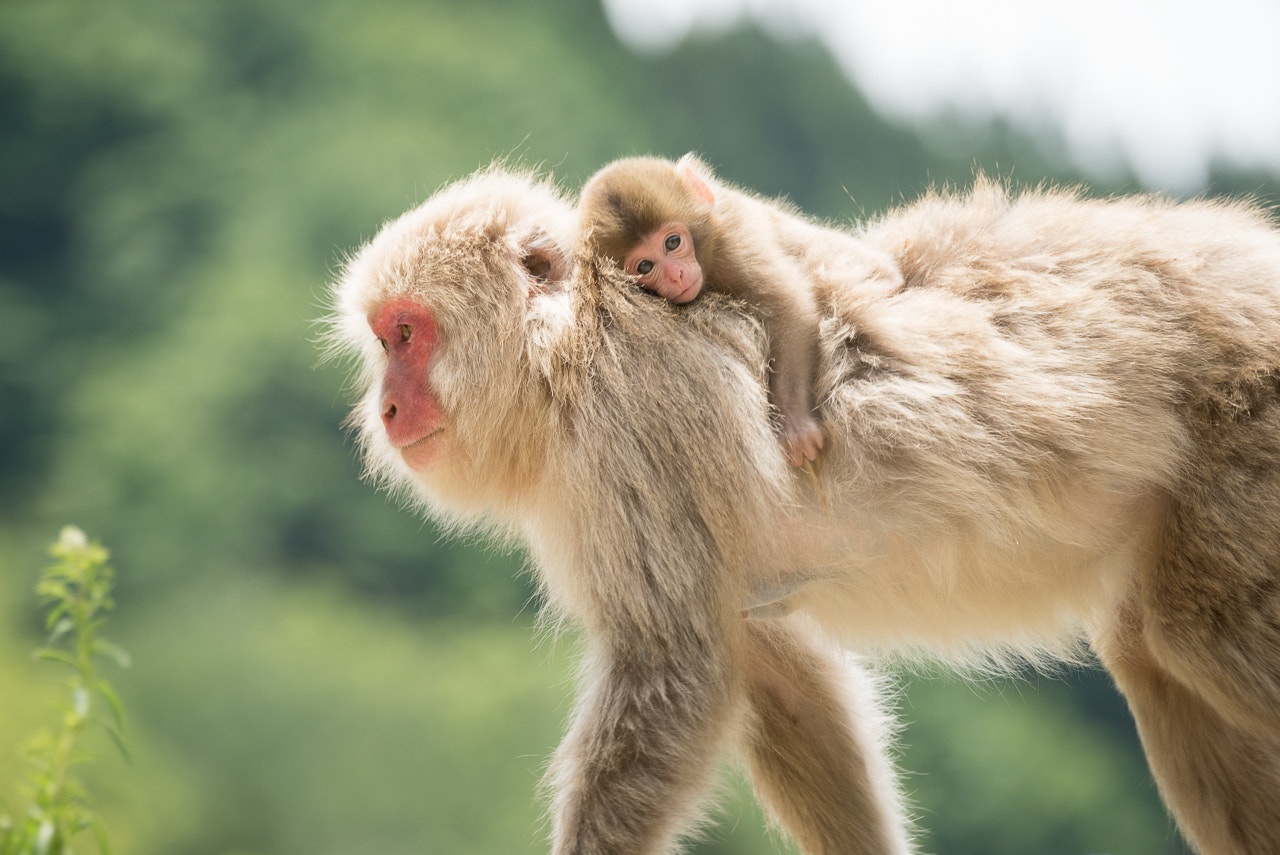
xmin=399 ymin=324 xmax=412 ymax=343
xmin=378 ymin=338 xmax=388 ymax=352
xmin=637 ymin=260 xmax=654 ymax=275
xmin=664 ymin=234 xmax=681 ymax=252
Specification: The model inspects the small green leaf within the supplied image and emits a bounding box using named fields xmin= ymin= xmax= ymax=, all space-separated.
xmin=33 ymin=649 xmax=77 ymax=669
xmin=36 ymin=583 xmax=68 ymax=608
xmin=101 ymin=726 xmax=132 ymax=767
xmin=71 ymin=687 xmax=90 ymax=719
xmin=96 ymin=682 xmax=128 ymax=736
xmin=90 ymin=818 xmax=113 ymax=855
xmin=33 ymin=820 xmax=54 ymax=855
xmin=91 ymin=641 xmax=131 ymax=670
xmin=46 ymin=615 xmax=74 ymax=642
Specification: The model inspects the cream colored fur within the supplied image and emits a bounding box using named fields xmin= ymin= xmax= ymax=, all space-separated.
xmin=329 ymin=165 xmax=1280 ymax=855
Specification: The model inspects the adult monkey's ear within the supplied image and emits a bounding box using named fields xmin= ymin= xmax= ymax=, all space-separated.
xmin=676 ymin=153 xmax=717 ymax=208
xmin=516 ymin=226 xmax=570 ymax=294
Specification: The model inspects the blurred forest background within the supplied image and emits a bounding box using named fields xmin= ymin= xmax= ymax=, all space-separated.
xmin=2 ymin=0 xmax=1274 ymax=853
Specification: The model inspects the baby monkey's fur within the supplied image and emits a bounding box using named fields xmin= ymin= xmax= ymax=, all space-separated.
xmin=580 ymin=155 xmax=902 ymax=465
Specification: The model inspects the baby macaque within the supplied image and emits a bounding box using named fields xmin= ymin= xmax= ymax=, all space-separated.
xmin=579 ymin=155 xmax=900 ymax=466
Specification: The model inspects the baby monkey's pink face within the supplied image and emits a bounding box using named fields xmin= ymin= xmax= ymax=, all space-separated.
xmin=623 ymin=222 xmax=703 ymax=304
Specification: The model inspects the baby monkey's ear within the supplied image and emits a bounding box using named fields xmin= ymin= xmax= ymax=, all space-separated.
xmin=676 ymin=153 xmax=717 ymax=208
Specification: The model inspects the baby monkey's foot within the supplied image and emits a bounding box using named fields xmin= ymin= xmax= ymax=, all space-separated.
xmin=781 ymin=415 xmax=823 ymax=467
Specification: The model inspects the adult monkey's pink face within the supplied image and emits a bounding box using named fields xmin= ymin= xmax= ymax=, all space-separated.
xmin=368 ymin=298 xmax=443 ymax=472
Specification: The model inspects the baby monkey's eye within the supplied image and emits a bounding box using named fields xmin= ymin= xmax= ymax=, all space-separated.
xmin=664 ymin=234 xmax=681 ymax=252
xmin=636 ymin=260 xmax=654 ymax=275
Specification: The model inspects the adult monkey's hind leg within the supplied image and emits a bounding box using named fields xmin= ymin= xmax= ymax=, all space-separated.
xmin=1098 ymin=412 xmax=1280 ymax=853
xmin=1098 ymin=609 xmax=1280 ymax=855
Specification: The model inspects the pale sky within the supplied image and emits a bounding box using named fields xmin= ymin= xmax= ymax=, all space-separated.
xmin=601 ymin=0 xmax=1280 ymax=190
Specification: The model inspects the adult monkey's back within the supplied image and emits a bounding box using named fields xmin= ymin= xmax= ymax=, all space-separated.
xmin=328 ymin=165 xmax=1280 ymax=855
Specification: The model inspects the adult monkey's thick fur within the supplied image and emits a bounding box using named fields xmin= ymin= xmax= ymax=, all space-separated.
xmin=330 ymin=165 xmax=1280 ymax=855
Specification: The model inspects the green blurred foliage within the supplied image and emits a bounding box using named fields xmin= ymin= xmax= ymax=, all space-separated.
xmin=3 ymin=0 xmax=1268 ymax=851
xmin=2 ymin=527 xmax=129 ymax=855
xmin=898 ymin=671 xmax=1185 ymax=855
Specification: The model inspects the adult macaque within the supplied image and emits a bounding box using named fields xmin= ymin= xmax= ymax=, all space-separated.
xmin=330 ymin=164 xmax=1280 ymax=855
xmin=579 ymin=154 xmax=902 ymax=466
